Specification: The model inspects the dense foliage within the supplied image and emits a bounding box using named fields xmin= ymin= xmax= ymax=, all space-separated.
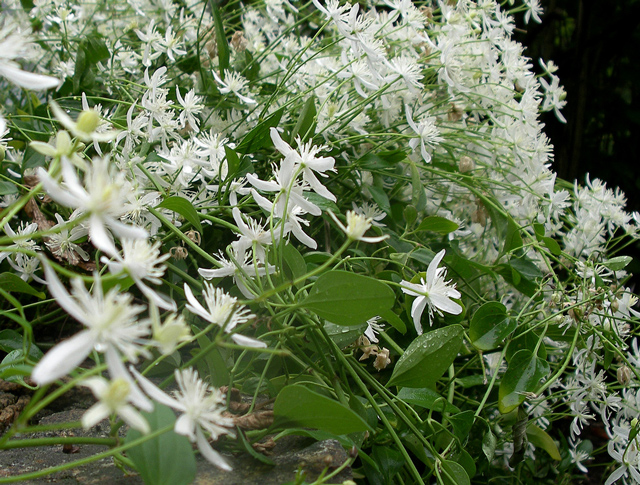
xmin=0 ymin=0 xmax=639 ymax=484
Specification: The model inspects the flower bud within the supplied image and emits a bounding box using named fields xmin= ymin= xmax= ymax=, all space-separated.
xmin=403 ymin=205 xmax=417 ymax=226
xmin=617 ymin=365 xmax=632 ymax=387
xmin=0 ymin=145 xmax=5 ymax=163
xmin=76 ymin=110 xmax=100 ymax=135
xmin=458 ymin=156 xmax=474 ymax=172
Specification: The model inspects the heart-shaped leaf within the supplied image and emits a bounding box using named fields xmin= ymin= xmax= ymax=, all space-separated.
xmin=499 ymin=349 xmax=549 ymax=414
xmin=469 ymin=302 xmax=515 ymax=351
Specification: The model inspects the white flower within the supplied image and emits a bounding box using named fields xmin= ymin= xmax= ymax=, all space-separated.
xmin=176 ymin=86 xmax=203 ymax=132
xmin=81 ymin=377 xmax=150 ymax=433
xmin=31 ymin=259 xmax=151 ymax=404
xmin=328 ymin=210 xmax=389 ymax=243
xmin=37 ymin=156 xmax=148 ymax=257
xmin=131 ymin=366 xmax=235 ymax=471
xmin=405 ymin=105 xmax=443 ymax=163
xmin=101 ymin=239 xmax=175 ymax=311
xmin=148 ymin=303 xmax=191 ymax=356
xmin=364 ymin=316 xmax=385 ymax=343
xmin=49 ymin=100 xmax=119 ymax=143
xmin=0 ymin=22 xmax=59 ymax=90
xmin=212 ymin=69 xmax=256 ymax=105
xmin=400 ymin=249 xmax=462 ymax=334
xmin=184 ymin=282 xmax=266 ymax=348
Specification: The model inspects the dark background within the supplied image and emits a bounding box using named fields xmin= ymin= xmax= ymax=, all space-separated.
xmin=515 ymin=0 xmax=640 ymax=276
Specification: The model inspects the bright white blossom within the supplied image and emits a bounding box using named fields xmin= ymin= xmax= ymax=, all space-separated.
xmin=400 ymin=249 xmax=462 ymax=334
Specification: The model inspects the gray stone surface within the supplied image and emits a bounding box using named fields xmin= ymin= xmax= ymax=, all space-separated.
xmin=0 ymin=409 xmax=352 ymax=484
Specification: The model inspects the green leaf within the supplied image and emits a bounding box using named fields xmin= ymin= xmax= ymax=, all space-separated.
xmin=416 ymin=216 xmax=459 ymax=235
xmin=125 ymin=404 xmax=197 ymax=485
xmin=503 ymin=218 xmax=523 ymax=254
xmin=301 ymin=271 xmax=394 ymax=326
xmin=274 ymin=428 xmax=356 ymax=449
xmin=482 ymin=428 xmax=497 ymax=462
xmin=454 ymin=449 xmax=476 ymax=479
xmin=498 ymin=349 xmax=549 ymax=414
xmin=0 ymin=181 xmax=18 ymax=195
xmin=289 ymin=96 xmax=316 ymax=143
xmin=156 ymin=196 xmax=203 ymax=233
xmin=0 ymin=329 xmax=43 ymax=361
xmin=324 ymin=321 xmax=366 ymax=349
xmin=602 ymin=256 xmax=633 ymax=271
xmin=273 ymin=385 xmax=371 ymax=435
xmin=410 ymin=163 xmax=426 ymax=212
xmin=368 ymin=185 xmax=391 ymax=214
xmin=281 ymin=243 xmax=307 ymax=287
xmin=447 ymin=410 xmax=475 ymax=443
xmin=469 ymin=302 xmax=515 ymax=351
xmin=526 ymin=423 xmax=561 ymax=460
xmin=397 ymin=387 xmax=460 ymax=414
xmin=195 ymin=330 xmax=229 ymax=387
xmin=388 ymin=325 xmax=464 ymax=388
xmin=440 ymin=460 xmax=470 ymax=485
xmin=379 ymin=309 xmax=406 ymax=334
xmin=0 ymin=272 xmax=45 ymax=298
xmin=210 ymin=2 xmax=229 ymax=75
xmin=224 ymin=145 xmax=240 ymax=180
xmin=541 ymin=236 xmax=561 ymax=255
xmin=235 ymin=108 xmax=284 ymax=154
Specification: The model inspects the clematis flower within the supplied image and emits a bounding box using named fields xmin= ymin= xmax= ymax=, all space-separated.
xmin=184 ymin=282 xmax=266 ymax=348
xmin=49 ymin=100 xmax=119 ymax=143
xmin=400 ymin=249 xmax=462 ymax=334
xmin=31 ymin=259 xmax=153 ymax=416
xmin=328 ymin=209 xmax=389 ymax=243
xmin=81 ymin=377 xmax=150 ymax=433
xmin=212 ymin=69 xmax=256 ymax=105
xmin=130 ymin=366 xmax=235 ymax=470
xmin=37 ymin=156 xmax=148 ymax=257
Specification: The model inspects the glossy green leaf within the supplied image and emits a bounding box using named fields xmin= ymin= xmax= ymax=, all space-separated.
xmin=273 ymin=385 xmax=371 ymax=435
xmin=498 ymin=349 xmax=550 ymax=414
xmin=281 ymin=243 xmax=306 ymax=286
xmin=289 ymin=95 xmax=316 ymax=142
xmin=602 ymin=256 xmax=633 ymax=271
xmin=324 ymin=321 xmax=366 ymax=349
xmin=469 ymin=302 xmax=515 ymax=351
xmin=397 ymin=387 xmax=460 ymax=413
xmin=447 ymin=410 xmax=475 ymax=443
xmin=0 ymin=329 xmax=42 ymax=361
xmin=440 ymin=460 xmax=470 ymax=485
xmin=388 ymin=325 xmax=464 ymax=388
xmin=224 ymin=145 xmax=240 ymax=180
xmin=126 ymin=403 xmax=196 ymax=485
xmin=503 ymin=218 xmax=523 ymax=254
xmin=156 ymin=196 xmax=203 ymax=233
xmin=410 ymin=163 xmax=427 ymax=212
xmin=541 ymin=236 xmax=561 ymax=255
xmin=0 ymin=272 xmax=45 ymax=298
xmin=301 ymin=271 xmax=394 ymax=326
xmin=235 ymin=108 xmax=284 ymax=154
xmin=482 ymin=428 xmax=497 ymax=462
xmin=526 ymin=423 xmax=561 ymax=460
xmin=416 ymin=216 xmax=459 ymax=234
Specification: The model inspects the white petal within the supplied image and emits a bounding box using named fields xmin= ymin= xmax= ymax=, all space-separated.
xmin=40 ymin=258 xmax=87 ymax=323
xmin=175 ymin=413 xmax=196 ymax=440
xmin=89 ymin=216 xmax=118 ymax=256
xmin=427 ymin=250 xmax=446 ymax=285
xmin=183 ymin=283 xmax=212 ymax=321
xmin=0 ymin=63 xmax=60 ymax=90
xmin=429 ymin=293 xmax=462 ymax=316
xmin=82 ymin=402 xmax=110 ymax=429
xmin=129 ymin=365 xmax=185 ymax=411
xmin=31 ymin=331 xmax=94 ymax=385
xmin=37 ymin=167 xmax=80 ymax=208
xmin=119 ymin=405 xmax=150 ymax=434
xmin=199 ymin=267 xmax=233 ymax=279
xmin=410 ymin=297 xmax=427 ymax=335
xmin=107 ymin=218 xmax=148 ymax=241
xmin=231 ymin=333 xmax=267 ymax=348
xmin=106 ymin=347 xmax=153 ymax=412
xmin=195 ymin=427 xmax=232 ymax=471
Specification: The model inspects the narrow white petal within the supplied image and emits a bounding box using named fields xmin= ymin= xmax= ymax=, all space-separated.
xmin=82 ymin=403 xmax=110 ymax=429
xmin=183 ymin=283 xmax=212 ymax=321
xmin=427 ymin=249 xmax=446 ymax=285
xmin=429 ymin=293 xmax=462 ymax=316
xmin=175 ymin=413 xmax=196 ymax=440
xmin=199 ymin=267 xmax=233 ymax=279
xmin=31 ymin=331 xmax=94 ymax=384
xmin=40 ymin=258 xmax=87 ymax=323
xmin=231 ymin=333 xmax=267 ymax=348
xmin=89 ymin=216 xmax=118 ymax=256
xmin=106 ymin=347 xmax=153 ymax=412
xmin=410 ymin=297 xmax=427 ymax=335
xmin=37 ymin=167 xmax=79 ymax=208
xmin=196 ymin=427 xmax=232 ymax=471
xmin=129 ymin=365 xmax=185 ymax=411
xmin=119 ymin=405 xmax=150 ymax=434
xmin=0 ymin=63 xmax=60 ymax=90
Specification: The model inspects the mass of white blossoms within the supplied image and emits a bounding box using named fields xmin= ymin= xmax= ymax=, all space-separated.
xmin=0 ymin=0 xmax=638 ymax=483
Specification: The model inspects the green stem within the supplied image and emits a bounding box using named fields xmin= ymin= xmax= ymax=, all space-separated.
xmin=2 ymin=436 xmax=117 ymax=449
